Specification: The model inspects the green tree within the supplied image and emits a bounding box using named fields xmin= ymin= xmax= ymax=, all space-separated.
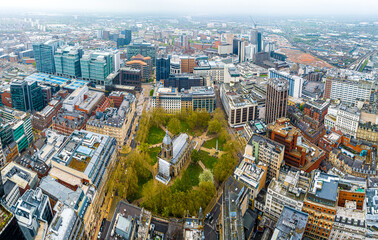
xmin=167 ymin=117 xmax=181 ymax=135
xmin=138 ymin=142 xmax=150 ymax=153
xmin=191 ymin=149 xmax=200 ymax=163
xmin=214 ymin=153 xmax=237 ymax=183
xmin=208 ymin=119 xmax=222 ymax=134
xmin=149 ymin=89 xmax=154 ymax=96
xmin=199 ymin=169 xmax=214 ymax=183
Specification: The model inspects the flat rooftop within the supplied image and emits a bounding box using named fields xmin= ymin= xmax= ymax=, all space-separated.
xmin=25 ymin=73 xmax=89 ymax=90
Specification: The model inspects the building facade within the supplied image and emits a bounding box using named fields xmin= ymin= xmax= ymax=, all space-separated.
xmin=265 ymin=78 xmax=289 ymax=124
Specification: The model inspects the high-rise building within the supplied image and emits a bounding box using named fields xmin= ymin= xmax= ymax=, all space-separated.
xmin=32 ymin=40 xmax=62 ymax=74
xmin=238 ymin=41 xmax=246 ymax=63
xmin=265 ymin=78 xmax=289 ymax=124
xmin=250 ymin=29 xmax=262 ymax=52
xmin=0 ymin=106 xmax=33 ymax=153
xmin=156 ymin=57 xmax=171 ymax=82
xmin=80 ymin=51 xmax=114 ymax=85
xmin=180 ymin=56 xmax=196 ymax=74
xmin=324 ymin=78 xmax=372 ymax=104
xmin=127 ymin=43 xmax=157 ymax=66
xmin=124 ymin=29 xmax=132 ymax=45
xmin=10 ymin=80 xmax=44 ymax=112
xmin=232 ymin=38 xmax=240 ymax=55
xmin=54 ymin=45 xmax=83 ymax=78
xmin=268 ymin=69 xmax=303 ymax=98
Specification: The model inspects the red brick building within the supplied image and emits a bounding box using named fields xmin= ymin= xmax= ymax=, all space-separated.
xmin=303 ymin=100 xmax=330 ymax=124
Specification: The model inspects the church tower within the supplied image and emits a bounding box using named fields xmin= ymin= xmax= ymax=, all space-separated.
xmin=161 ymin=131 xmax=173 ymax=160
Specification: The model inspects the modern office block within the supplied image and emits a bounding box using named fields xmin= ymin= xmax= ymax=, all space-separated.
xmin=80 ymin=51 xmax=114 ymax=85
xmin=156 ymin=57 xmax=171 ymax=82
xmin=54 ymin=45 xmax=83 ymax=78
xmin=10 ymin=80 xmax=44 ymax=112
xmin=164 ymin=74 xmax=203 ymax=90
xmin=33 ymin=40 xmax=62 ymax=74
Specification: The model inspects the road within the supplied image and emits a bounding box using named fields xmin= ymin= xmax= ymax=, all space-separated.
xmin=204 ymin=194 xmax=222 ymax=240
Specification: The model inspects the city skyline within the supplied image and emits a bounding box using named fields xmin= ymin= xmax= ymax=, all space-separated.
xmin=1 ymin=0 xmax=378 ymax=16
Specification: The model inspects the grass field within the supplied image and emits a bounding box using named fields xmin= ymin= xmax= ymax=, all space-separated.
xmin=202 ymin=137 xmax=225 ymax=151
xmin=148 ymin=147 xmax=160 ymax=165
xmin=147 ymin=126 xmax=166 ymax=145
xmin=198 ymin=150 xmax=218 ymax=170
xmin=171 ymin=163 xmax=203 ymax=192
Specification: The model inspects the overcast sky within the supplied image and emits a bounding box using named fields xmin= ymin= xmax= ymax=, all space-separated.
xmin=2 ymin=0 xmax=378 ymax=16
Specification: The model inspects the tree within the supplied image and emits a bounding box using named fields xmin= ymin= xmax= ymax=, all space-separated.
xmin=208 ymin=119 xmax=222 ymax=134
xmin=167 ymin=117 xmax=181 ymax=135
xmin=124 ymin=167 xmax=139 ymax=198
xmin=191 ymin=149 xmax=200 ymax=163
xmin=138 ymin=143 xmax=150 ymax=153
xmin=199 ymin=169 xmax=214 ymax=183
xmin=149 ymin=89 xmax=154 ymax=96
xmin=214 ymin=153 xmax=237 ymax=183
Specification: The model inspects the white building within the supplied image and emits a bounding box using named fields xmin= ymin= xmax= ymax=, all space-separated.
xmin=268 ymin=69 xmax=303 ymax=98
xmin=335 ymin=105 xmax=360 ymax=137
xmin=330 ymin=206 xmax=366 ymax=240
xmin=113 ymin=50 xmax=121 ymax=73
xmin=265 ymin=170 xmax=310 ymax=221
xmin=224 ymin=64 xmax=240 ymax=84
xmin=218 ymin=44 xmax=232 ymax=55
xmin=62 ymin=86 xmax=88 ymax=112
xmin=245 ymin=44 xmax=257 ymax=62
xmin=325 ymin=78 xmax=372 ymax=105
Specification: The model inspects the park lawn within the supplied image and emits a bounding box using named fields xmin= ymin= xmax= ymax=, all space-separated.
xmin=147 ymin=126 xmax=166 ymax=145
xmin=199 ymin=150 xmax=218 ymax=170
xmin=148 ymin=147 xmax=160 ymax=165
xmin=171 ymin=163 xmax=203 ymax=192
xmin=202 ymin=137 xmax=225 ymax=151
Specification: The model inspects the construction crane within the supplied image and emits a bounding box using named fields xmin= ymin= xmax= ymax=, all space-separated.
xmin=249 ymin=16 xmax=257 ymax=29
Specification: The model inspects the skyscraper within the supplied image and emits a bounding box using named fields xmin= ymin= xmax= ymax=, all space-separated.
xmin=125 ymin=29 xmax=132 ymax=45
xmin=250 ymin=29 xmax=262 ymax=53
xmin=238 ymin=41 xmax=246 ymax=63
xmin=232 ymin=38 xmax=240 ymax=55
xmin=32 ymin=39 xmax=62 ymax=74
xmin=265 ymin=78 xmax=289 ymax=124
xmin=156 ymin=57 xmax=171 ymax=82
xmin=10 ymin=80 xmax=44 ymax=112
xmin=54 ymin=45 xmax=83 ymax=78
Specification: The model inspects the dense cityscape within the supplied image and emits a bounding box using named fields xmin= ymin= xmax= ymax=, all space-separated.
xmin=0 ymin=2 xmax=377 ymax=240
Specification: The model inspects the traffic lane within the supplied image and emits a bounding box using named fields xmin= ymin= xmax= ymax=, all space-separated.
xmin=99 ymin=220 xmax=110 ymax=240
xmin=204 ymin=194 xmax=222 ymax=239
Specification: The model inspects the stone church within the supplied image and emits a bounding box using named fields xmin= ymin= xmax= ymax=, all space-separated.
xmin=155 ymin=131 xmax=192 ymax=184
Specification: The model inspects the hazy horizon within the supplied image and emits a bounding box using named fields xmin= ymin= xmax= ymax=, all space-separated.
xmin=2 ymin=0 xmax=378 ymax=16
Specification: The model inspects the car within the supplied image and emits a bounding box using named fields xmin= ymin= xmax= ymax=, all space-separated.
xmin=205 ymin=213 xmax=210 ymax=219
